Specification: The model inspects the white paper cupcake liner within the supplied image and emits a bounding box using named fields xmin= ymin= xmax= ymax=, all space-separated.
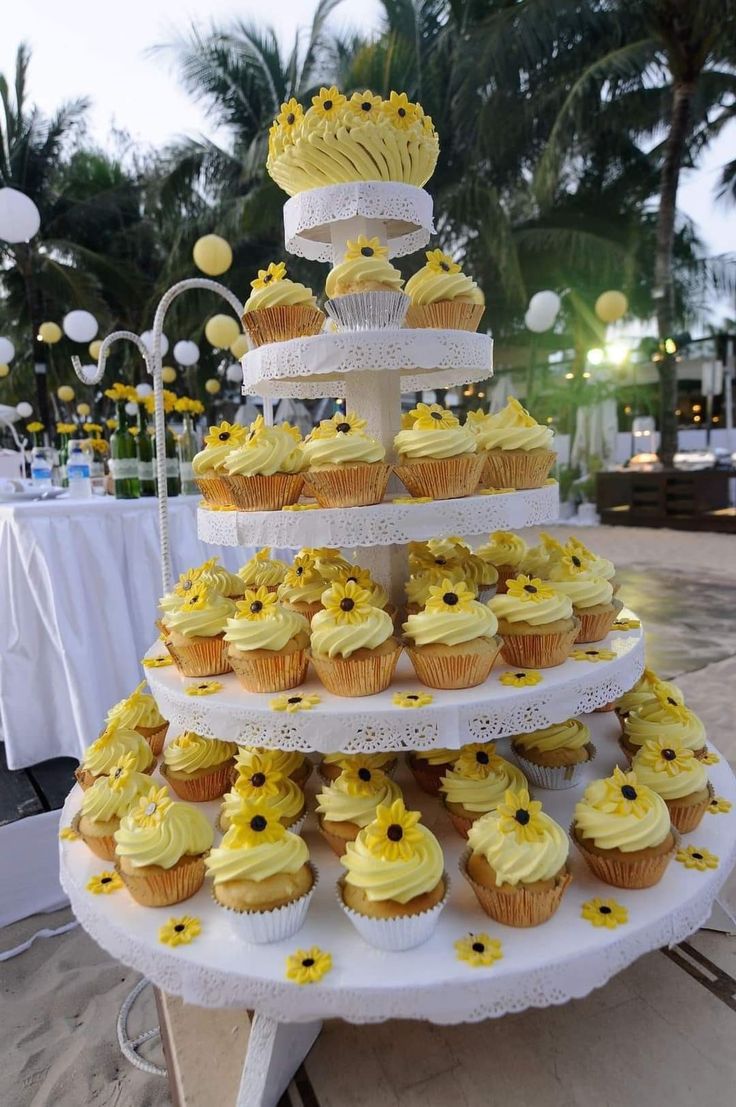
xmin=336 ymin=873 xmax=450 ymax=951
xmin=324 ymin=291 xmax=410 ymax=331
xmin=214 ymin=863 xmax=319 ymax=945
xmin=511 ymin=743 xmax=597 ymax=791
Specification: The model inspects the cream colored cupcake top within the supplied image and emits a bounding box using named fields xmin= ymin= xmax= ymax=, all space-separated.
xmin=520 ymin=541 xmax=552 ymax=578
xmin=82 ymin=726 xmax=155 ymax=777
xmin=405 ymin=565 xmax=476 ymax=607
xmin=574 ymin=767 xmax=672 ymax=852
xmin=632 ymin=737 xmax=708 ymax=801
xmin=224 ymin=415 xmax=305 ymax=477
xmin=513 ymin=718 xmax=590 ymax=753
xmin=321 ymin=752 xmax=395 ymax=772
xmin=234 ymin=746 xmax=307 ymax=780
xmin=316 ymin=765 xmax=402 ymax=827
xmin=114 ymin=785 xmax=213 ymax=869
xmin=404 ymin=250 xmax=483 ymax=305
xmin=164 ymin=587 xmax=235 ymax=639
xmin=80 ymin=754 xmax=155 ymax=823
xmin=224 ymin=752 xmax=304 ymax=822
xmin=160 ymin=558 xmax=244 ymax=614
xmin=476 ymin=530 xmax=527 ymax=568
xmin=440 ymin=743 xmax=527 ymax=813
xmin=163 ymin=732 xmax=237 ymax=773
xmin=490 ymin=576 xmax=573 ymax=627
xmin=238 ymin=548 xmax=289 ymax=590
xmin=340 ymin=798 xmax=444 ymax=904
xmin=617 ymin=671 xmax=682 ymax=715
xmin=243 ymin=261 xmax=317 ymax=312
xmin=625 ymin=692 xmax=706 ymax=752
xmin=413 ymin=747 xmax=461 ymax=766
xmin=310 ymin=580 xmax=394 ymax=659
xmin=467 ymin=788 xmax=569 ymax=886
xmin=106 ymin=681 xmax=165 ymax=731
xmin=403 ymin=578 xmax=498 ymax=646
xmin=301 ymin=410 xmax=385 ymax=467
xmin=192 ymin=421 xmax=247 ymax=475
xmin=408 ymin=538 xmax=489 ymax=590
xmin=332 ymin=565 xmax=389 ymax=610
xmin=325 ymin=236 xmax=403 ymax=297
xmin=393 ymin=403 xmax=476 ymax=460
xmin=224 ymin=587 xmax=310 ymax=652
xmin=205 ymin=806 xmax=309 ymax=885
xmin=542 ymin=561 xmax=613 ymax=610
xmin=298 ymin=547 xmax=353 ymax=581
xmin=565 ymin=538 xmax=615 ymax=582
xmin=277 ymin=554 xmax=328 ymax=606
xmin=467 ymin=398 xmax=553 ymax=453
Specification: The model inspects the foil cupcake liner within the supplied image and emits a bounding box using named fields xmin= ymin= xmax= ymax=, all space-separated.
xmin=72 ymin=812 xmax=117 ymax=862
xmin=511 ymin=742 xmax=596 ymax=791
xmin=324 ymin=291 xmax=410 ymax=331
xmin=225 ymin=472 xmax=304 ymax=512
xmin=302 ymin=463 xmax=392 ymax=508
xmin=214 ymin=863 xmax=318 ymax=944
xmin=575 ymin=600 xmax=624 ymax=644
xmin=666 ymin=782 xmax=714 ymax=834
xmin=195 ymin=476 xmax=235 ymax=508
xmin=405 ymin=302 xmax=484 ymax=332
xmin=241 ymin=305 xmax=325 ymax=347
xmin=459 ymin=848 xmax=572 ymax=928
xmin=164 ymin=635 xmax=232 ymax=677
xmin=394 ymin=453 xmax=484 ymax=500
xmin=116 ymin=854 xmax=207 ymax=907
xmin=570 ymin=824 xmax=679 ymax=889
xmin=404 ymin=635 xmax=503 ymax=690
xmin=308 ymin=641 xmax=401 ymax=697
xmin=336 ymin=874 xmax=450 ymax=951
xmin=137 ymin=722 xmax=169 ymax=758
xmin=498 ymin=618 xmax=581 ymax=669
xmin=481 ymin=449 xmax=557 ymax=491
xmin=228 ymin=644 xmax=309 ymax=693
xmin=160 ymin=760 xmax=234 ymax=803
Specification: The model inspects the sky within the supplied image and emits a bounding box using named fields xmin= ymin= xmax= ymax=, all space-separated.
xmin=2 ymin=0 xmax=734 ymax=284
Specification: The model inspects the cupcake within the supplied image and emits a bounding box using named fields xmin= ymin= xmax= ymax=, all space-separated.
xmin=75 ymin=726 xmax=155 ymax=790
xmin=622 ymin=688 xmax=707 ymax=761
xmin=221 ymin=753 xmax=306 ymax=833
xmin=161 ymin=732 xmax=238 ymax=802
xmin=573 ymin=766 xmax=676 ymax=888
xmin=404 ymin=249 xmax=484 ymax=332
xmin=462 ymin=788 xmax=571 ymax=926
xmin=407 ymin=748 xmax=461 ymax=796
xmin=404 ymin=565 xmax=476 ymax=616
xmin=339 ymin=798 xmax=448 ymax=950
xmin=467 ymin=398 xmax=556 ymax=490
xmin=298 ymin=547 xmax=353 ymax=580
xmin=105 ymin=681 xmax=169 ymax=756
xmin=565 ymin=537 xmax=618 ymax=590
xmin=409 ymin=538 xmax=494 ymax=600
xmin=393 ymin=403 xmax=483 ymax=500
xmin=238 ymin=548 xmax=290 ymax=593
xmin=475 ymin=531 xmax=527 ymax=593
xmin=233 ymin=745 xmax=312 ymax=790
xmin=546 ymin=555 xmax=621 ymax=643
xmin=440 ymin=742 xmax=528 ymax=838
xmin=615 ymin=670 xmax=682 ymax=732
xmin=241 ymin=261 xmax=323 ymax=346
xmin=324 ymin=236 xmax=408 ymax=330
xmin=309 ymin=580 xmax=400 ymax=697
xmin=332 ymin=565 xmax=390 ymax=611
xmin=206 ymin=806 xmax=316 ymax=943
xmin=511 ymin=718 xmax=595 ymax=790
xmin=318 ymin=751 xmax=397 ymax=783
xmin=159 ymin=557 xmax=245 ymax=631
xmin=114 ymin=785 xmax=214 ymax=906
xmin=75 ymin=754 xmax=155 ymax=860
xmin=403 ymin=578 xmax=502 ymax=689
xmin=316 ymin=762 xmax=402 ymax=855
xmin=276 ymin=553 xmax=328 ymax=622
xmin=301 ymin=410 xmax=391 ymax=507
xmin=163 ymin=585 xmax=235 ymax=677
xmin=192 ymin=421 xmax=247 ymax=506
xmin=519 ymin=535 xmax=556 ymax=579
xmin=223 ymin=415 xmax=305 ymax=511
xmin=632 ymin=738 xmax=711 ymax=833
xmin=490 ymin=575 xmax=578 ymax=669
xmin=224 ymin=587 xmax=310 ymax=692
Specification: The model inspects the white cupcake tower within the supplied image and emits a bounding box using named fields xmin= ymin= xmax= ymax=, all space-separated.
xmin=64 ymin=181 xmax=736 ymax=1107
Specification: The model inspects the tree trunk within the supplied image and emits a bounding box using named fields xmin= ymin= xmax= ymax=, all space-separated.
xmin=654 ymin=80 xmax=694 ymax=467
xmin=21 ymin=254 xmax=52 ymax=439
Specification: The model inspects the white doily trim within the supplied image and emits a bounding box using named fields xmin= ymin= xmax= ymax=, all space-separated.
xmin=59 ymin=721 xmax=736 ymax=1024
xmin=283 ymin=182 xmax=434 ymax=262
xmin=241 ymin=329 xmax=493 ymax=399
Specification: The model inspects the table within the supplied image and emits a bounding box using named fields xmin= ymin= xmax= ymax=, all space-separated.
xmin=0 ymin=495 xmax=264 ymax=770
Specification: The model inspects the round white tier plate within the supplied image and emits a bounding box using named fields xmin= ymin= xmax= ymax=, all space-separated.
xmin=59 ymin=714 xmax=736 ymax=1023
xmin=241 ymin=329 xmax=492 ymax=399
xmin=283 ymin=182 xmax=434 ymax=262
xmin=144 ymin=614 xmax=644 ymax=752
xmin=197 ymin=483 xmax=559 ymax=549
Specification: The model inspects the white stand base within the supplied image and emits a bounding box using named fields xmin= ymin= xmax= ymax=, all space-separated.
xmin=235 ymin=1013 xmax=322 ymax=1107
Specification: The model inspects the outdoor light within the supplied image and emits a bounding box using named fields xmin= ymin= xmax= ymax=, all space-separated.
xmin=161 ymin=366 xmax=177 ymax=383
xmin=664 ymin=337 xmax=677 ymax=354
xmin=57 ymin=385 xmax=75 ymax=402
xmin=0 ymin=364 xmax=9 ymax=378
xmin=582 ymin=371 xmax=591 ymax=379
xmin=594 ymin=290 xmax=628 ymax=323
xmin=141 ymin=330 xmax=169 ymax=356
xmin=16 ymin=401 xmax=33 ymax=418
xmin=692 ymin=404 xmax=702 ymax=413
xmin=586 ymin=348 xmax=605 ymax=365
xmin=565 ymin=371 xmax=575 ymax=379
xmin=89 ymin=340 xmax=102 ymax=360
xmin=173 ymin=340 xmax=199 ymax=366
xmin=693 ymin=415 xmax=701 ymax=423
xmin=605 ymin=341 xmax=629 ymax=366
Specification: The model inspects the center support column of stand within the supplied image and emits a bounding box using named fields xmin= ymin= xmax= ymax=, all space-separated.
xmin=235 ymin=1015 xmax=323 ymax=1107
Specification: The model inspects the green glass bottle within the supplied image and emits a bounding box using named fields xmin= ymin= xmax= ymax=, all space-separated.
xmin=57 ymin=431 xmax=70 ymax=488
xmin=110 ymin=401 xmax=140 ymax=499
xmin=136 ymin=403 xmax=156 ymax=497
xmin=178 ymin=412 xmax=199 ymax=495
xmin=153 ymin=422 xmax=180 ymax=497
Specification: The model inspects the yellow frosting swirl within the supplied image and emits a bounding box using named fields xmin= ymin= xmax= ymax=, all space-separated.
xmin=513 ymin=718 xmax=591 ymax=753
xmin=224 ymin=595 xmax=309 ymax=652
xmin=192 ymin=423 xmax=247 ymax=475
xmin=205 ymin=823 xmax=309 ymax=885
xmin=106 ymin=682 xmax=165 ymax=730
xmin=80 ymin=758 xmax=154 ymax=822
xmin=624 ymin=698 xmax=706 ymax=752
xmin=405 ymin=566 xmax=476 ymax=606
xmin=403 ymin=598 xmax=498 ymax=646
xmin=163 ymin=732 xmax=237 ymax=773
xmin=160 ymin=559 xmax=244 ymax=613
xmin=302 ymin=423 xmax=385 ymax=467
xmin=114 ymin=787 xmax=213 ymax=868
xmin=468 ymin=796 xmax=569 ymax=886
xmin=325 ymin=241 xmax=403 ymax=297
xmin=543 ymin=574 xmax=613 ymax=609
xmin=221 ymin=773 xmax=305 ymax=824
xmin=244 ymin=272 xmax=317 ymax=312
xmin=341 ymin=823 xmax=443 ymax=904
xmin=238 ymin=549 xmax=289 ymax=589
xmin=441 ymin=753 xmax=527 ymax=813
xmin=413 ymin=747 xmax=460 ymax=766
xmin=632 ymin=739 xmax=708 ymax=800
xmin=520 ymin=542 xmax=551 ymax=578
xmin=234 ymin=746 xmax=307 ymax=781
xmin=165 ymin=589 xmax=235 ymax=639
xmin=316 ymin=768 xmax=402 ymax=827
xmin=490 ymin=581 xmax=573 ymax=626
xmin=310 ymin=601 xmax=394 ymax=659
xmin=298 ymin=548 xmax=352 ymax=580
xmin=82 ymin=727 xmax=155 ymax=776
xmin=574 ymin=767 xmax=672 ymax=852
xmin=405 ymin=258 xmax=483 ymax=305
xmin=467 ymin=398 xmax=553 ymax=452
xmin=475 ymin=531 xmax=527 ymax=568
xmin=616 ymin=672 xmax=682 ymax=715
xmin=224 ymin=418 xmax=305 ymax=477
xmin=394 ymin=422 xmax=476 ymax=460
xmin=565 ymin=538 xmax=615 ymax=581
xmin=277 ymin=572 xmax=326 ymax=605
xmin=321 ymin=752 xmax=395 ymax=771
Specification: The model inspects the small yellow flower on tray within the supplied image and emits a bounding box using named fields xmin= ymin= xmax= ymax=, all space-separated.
xmin=141 ymin=656 xmax=173 ymax=668
xmin=270 ymin=693 xmax=321 ymax=713
xmin=569 ymin=648 xmax=616 ymax=662
xmin=478 ymin=488 xmax=514 ymax=496
xmin=392 ymin=495 xmax=433 ymax=504
xmin=393 ymin=691 xmax=433 ymax=708
xmin=708 ymin=796 xmax=732 ymax=815
xmin=185 ymin=681 xmax=224 ymax=697
xmin=581 ymin=898 xmax=628 ymax=929
xmin=454 ymin=933 xmax=503 ymax=968
xmin=286 ymin=946 xmax=333 ymax=985
xmin=612 ymin=618 xmax=641 ymax=631
xmin=281 ymin=503 xmax=320 ymax=511
xmin=87 ymin=871 xmax=123 ymax=895
xmin=701 ymin=751 xmax=720 ymax=765
xmin=676 ymin=845 xmax=719 ymax=871
xmin=59 ymin=825 xmax=79 ymax=841
xmin=499 ymin=669 xmax=543 ymax=687
xmin=159 ymin=916 xmax=202 ymax=947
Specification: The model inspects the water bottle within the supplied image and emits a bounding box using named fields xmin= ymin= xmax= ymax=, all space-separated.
xmin=67 ymin=439 xmax=93 ymax=498
xmin=30 ymin=447 xmax=53 ymax=492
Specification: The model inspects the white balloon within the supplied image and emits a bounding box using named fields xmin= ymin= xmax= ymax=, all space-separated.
xmin=225 ymin=363 xmax=243 ymax=383
xmin=141 ymin=330 xmax=169 ymax=356
xmin=125 ymin=401 xmax=139 ymax=417
xmin=524 ymin=309 xmax=554 ymax=334
xmin=528 ymin=290 xmax=561 ymax=320
xmin=173 ymin=340 xmax=199 ymax=366
xmin=63 ymin=310 xmax=98 ymax=343
xmin=79 ymin=363 xmax=98 ymax=378
xmin=136 ymin=382 xmax=153 ymax=398
xmin=0 ymin=337 xmax=15 ymax=363
xmin=16 ymin=401 xmax=33 ymax=418
xmin=0 ymin=188 xmax=41 ymax=243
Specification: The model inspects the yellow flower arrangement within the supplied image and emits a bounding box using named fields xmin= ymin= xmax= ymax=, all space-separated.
xmin=185 ymin=681 xmax=224 ymax=697
xmin=707 ymin=796 xmax=732 ymax=815
xmin=505 ymin=575 xmax=556 ymax=604
xmin=175 ymin=396 xmax=205 ymax=415
xmin=365 ymin=799 xmax=423 ymax=862
xmin=56 ymin=422 xmax=77 ymax=435
xmin=424 ymin=577 xmax=476 ymax=615
xmin=701 ymin=751 xmax=719 ymax=765
xmin=407 ymin=402 xmax=459 ymax=431
xmin=569 ymin=648 xmax=616 ymax=662
xmin=309 ymin=410 xmax=368 ymax=440
xmin=344 ymin=235 xmax=388 ymax=261
xmin=311 ymin=86 xmax=347 ymax=120
xmin=141 ymin=655 xmax=173 ymax=668
xmin=106 ymin=418 xmax=117 ymax=431
xmin=676 ymin=845 xmax=719 ymax=871
xmin=59 ymin=825 xmax=80 ymax=841
xmin=130 ymin=786 xmax=172 ymax=829
xmin=277 ymin=97 xmax=304 ymax=135
xmin=381 ymin=90 xmax=418 ymax=129
xmin=204 ymin=421 xmax=247 ymax=450
xmin=392 ymin=691 xmax=434 ymax=708
xmin=234 ymin=586 xmax=279 ymax=621
xmin=612 ymin=617 xmax=641 ymax=630
xmin=159 ymin=915 xmax=202 ymax=947
xmin=392 ymin=495 xmax=433 ymax=504
xmin=581 ymin=898 xmax=628 ymax=929
xmin=229 ymin=806 xmax=287 ymax=848
xmin=144 ymin=389 xmax=177 ymax=416
xmin=83 ymin=422 xmax=103 ymax=434
xmin=454 ymin=933 xmax=503 ymax=968
xmin=496 ymin=788 xmax=546 ymax=843
xmin=104 ymin=382 xmax=136 ymax=403
xmin=286 ymin=946 xmax=332 ymax=985
xmin=425 ymin=249 xmax=460 ymax=275
xmin=87 ymin=871 xmax=124 ymax=895
xmin=322 ymin=580 xmax=373 ymax=625
xmin=251 ymin=261 xmax=287 ymax=290
xmin=26 ymin=421 xmax=44 ymax=433
xmin=349 ymin=90 xmax=383 ymax=115
xmin=454 ymin=742 xmax=501 ymax=780
xmin=499 ymin=670 xmax=543 ymax=687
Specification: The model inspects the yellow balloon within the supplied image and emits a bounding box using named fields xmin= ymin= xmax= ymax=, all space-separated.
xmin=77 ymin=402 xmax=91 ymax=416
xmin=38 ymin=321 xmax=62 ymax=344
xmin=205 ymin=314 xmax=241 ymax=349
xmin=193 ymin=234 xmax=233 ymax=276
xmin=204 ymin=378 xmax=221 ymax=395
xmin=161 ymin=366 xmax=177 ymax=383
xmin=89 ymin=340 xmax=102 ymax=360
xmin=595 ymin=290 xmax=628 ymax=324
xmin=0 ymin=363 xmax=9 ymax=378
xmin=230 ymin=334 xmax=250 ymax=359
xmin=57 ymin=384 xmax=75 ymax=402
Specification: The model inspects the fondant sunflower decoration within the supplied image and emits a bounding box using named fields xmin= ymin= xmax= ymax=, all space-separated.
xmin=203 ymin=421 xmax=247 ymax=449
xmin=130 ymin=786 xmax=172 ymax=829
xmin=454 ymin=933 xmax=503 ymax=968
xmin=282 ymin=503 xmax=320 ymax=511
xmin=322 ymin=580 xmax=373 ymax=625
xmin=392 ymin=691 xmax=433 ymax=708
xmin=496 ymin=788 xmax=546 ymax=843
xmin=185 ymin=681 xmax=223 ymax=696
xmin=676 ymin=845 xmax=719 ymax=871
xmin=479 ymin=487 xmax=515 ymax=495
xmin=340 ymin=763 xmax=389 ymax=797
xmin=141 ymin=655 xmax=173 ymax=668
xmin=425 ymin=248 xmax=460 ymax=275
xmin=569 ymin=648 xmax=616 ymax=662
xmin=408 ymin=402 xmax=459 ymax=431
xmin=700 ymin=751 xmax=719 ymax=765
xmin=107 ymin=753 xmax=138 ymax=791
xmin=454 ymin=742 xmax=501 ymax=780
xmin=250 ymin=261 xmax=287 ymax=290
xmin=334 ymin=565 xmax=375 ymax=593
xmin=424 ymin=578 xmax=476 ymax=615
xmin=235 ymin=586 xmax=278 ymax=621
xmin=309 ymin=410 xmax=368 ymax=440
xmin=276 ymin=98 xmax=303 ymax=135
xmin=581 ymin=898 xmax=628 ymax=929
xmin=282 ymin=553 xmax=318 ymax=587
xmin=506 ymin=575 xmax=556 ymax=604
xmin=159 ymin=916 xmax=202 ymax=947
xmin=636 ymin=737 xmax=694 ymax=776
xmin=381 ymin=90 xmax=418 ymax=129
xmin=286 ymin=946 xmax=332 ymax=985
xmin=601 ymin=767 xmax=651 ymax=818
xmin=349 ymin=89 xmax=382 ymax=115
xmin=232 ymin=753 xmax=285 ymax=801
xmin=559 ymin=553 xmax=590 ymax=576
xmin=59 ymin=825 xmax=79 ymax=841
xmin=344 ymin=235 xmax=387 ymax=261
xmin=87 ymin=871 xmax=123 ymax=895
xmin=229 ymin=806 xmax=287 ymax=849
xmin=392 ymin=495 xmax=434 ymax=504
xmin=707 ymin=796 xmax=732 ymax=815
xmin=270 ymin=693 xmax=320 ymax=713
xmin=174 ymin=558 xmax=216 ymax=598
xmin=499 ymin=670 xmax=542 ymax=687
xmin=365 ymin=799 xmax=423 ymax=862
xmin=180 ymin=587 xmax=210 ymax=612
xmin=612 ymin=617 xmax=641 ymax=630
xmin=311 ymin=86 xmax=347 ymax=121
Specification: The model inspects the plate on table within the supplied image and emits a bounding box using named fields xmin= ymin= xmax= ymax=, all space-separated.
xmin=0 ymin=486 xmax=66 ymax=503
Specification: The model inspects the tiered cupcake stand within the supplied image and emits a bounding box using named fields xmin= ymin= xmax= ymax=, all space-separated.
xmin=62 ymin=183 xmax=736 ymax=1107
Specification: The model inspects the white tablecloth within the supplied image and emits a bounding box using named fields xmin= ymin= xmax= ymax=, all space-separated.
xmin=0 ymin=495 xmax=259 ymax=770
